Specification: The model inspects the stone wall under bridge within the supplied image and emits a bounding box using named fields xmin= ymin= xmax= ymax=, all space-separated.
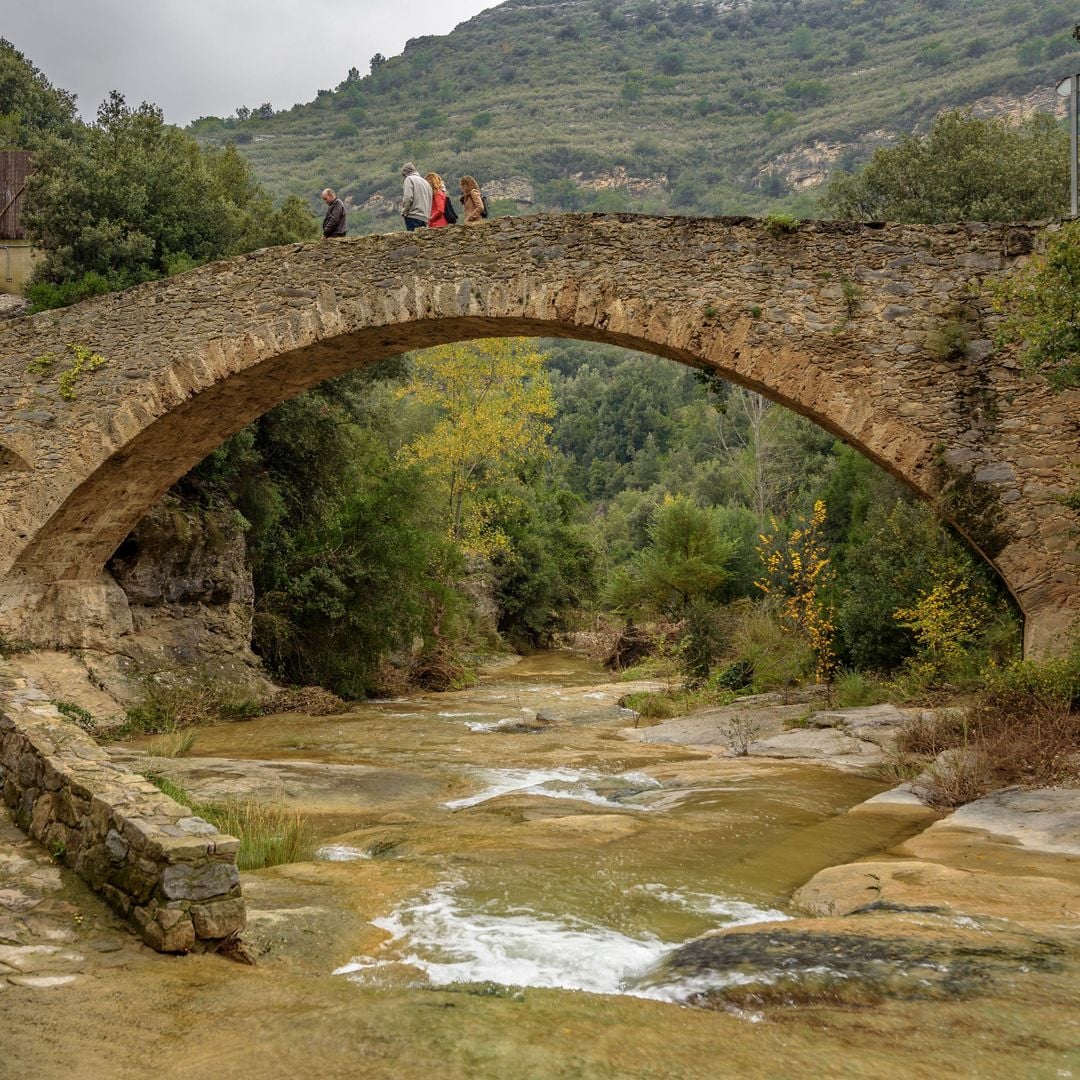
xmin=0 ymin=213 xmax=1076 ymax=654
xmin=0 ymin=660 xmax=245 ymax=952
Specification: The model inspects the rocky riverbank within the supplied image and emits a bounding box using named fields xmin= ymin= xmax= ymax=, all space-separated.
xmin=2 ymin=656 xmax=1077 ymax=1078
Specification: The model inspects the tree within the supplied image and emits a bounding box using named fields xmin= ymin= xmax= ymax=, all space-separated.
xmin=370 ymin=53 xmax=387 ymax=72
xmin=397 ymin=339 xmax=556 ymax=553
xmin=22 ymin=93 xmax=317 ymax=306
xmin=605 ymin=494 xmax=738 ymax=618
xmin=991 ymin=219 xmax=1080 ymax=390
xmin=185 ymin=367 xmax=466 ymax=698
xmin=0 ymin=38 xmax=76 ymax=149
xmin=755 ymin=500 xmax=836 ymax=681
xmin=819 ymin=110 xmax=1069 ymax=223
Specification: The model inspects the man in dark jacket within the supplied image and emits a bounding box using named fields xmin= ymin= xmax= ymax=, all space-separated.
xmin=321 ymin=188 xmax=346 ymax=237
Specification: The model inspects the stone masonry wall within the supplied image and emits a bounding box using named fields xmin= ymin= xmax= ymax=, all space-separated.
xmin=0 ymin=214 xmax=1076 ymax=652
xmin=0 ymin=660 xmax=244 ymax=952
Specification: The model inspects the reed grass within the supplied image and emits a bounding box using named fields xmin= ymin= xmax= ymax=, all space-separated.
xmin=140 ymin=771 xmax=316 ymax=870
xmin=146 ymin=730 xmax=198 ymax=758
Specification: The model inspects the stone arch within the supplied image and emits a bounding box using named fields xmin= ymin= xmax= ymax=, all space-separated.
xmin=0 ymin=215 xmax=1075 ymax=654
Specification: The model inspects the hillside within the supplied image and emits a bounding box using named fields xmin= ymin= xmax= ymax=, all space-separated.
xmin=189 ymin=0 xmax=1077 ymax=229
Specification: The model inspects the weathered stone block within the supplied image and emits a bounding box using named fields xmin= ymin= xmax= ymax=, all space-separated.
xmin=30 ymin=792 xmax=54 ymax=836
xmin=161 ymin=860 xmax=240 ymax=902
xmin=100 ymin=882 xmax=132 ymax=917
xmin=104 ymin=827 xmax=129 ymax=862
xmin=190 ymin=897 xmax=246 ymax=940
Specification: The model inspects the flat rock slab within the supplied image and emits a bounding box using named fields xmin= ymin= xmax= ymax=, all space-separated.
xmin=747 ymin=727 xmax=881 ymax=764
xmin=622 ymin=696 xmax=919 ymax=765
xmin=108 ymin=751 xmax=449 ymax=812
xmin=793 ymin=859 xmax=1080 ymax=924
xmin=918 ymin=788 xmax=1080 ymax=856
xmin=623 ymin=703 xmax=812 ymax=747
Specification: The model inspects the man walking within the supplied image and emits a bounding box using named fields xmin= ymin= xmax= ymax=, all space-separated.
xmin=400 ymin=163 xmax=433 ymax=231
xmin=321 ymin=188 xmax=346 ymax=237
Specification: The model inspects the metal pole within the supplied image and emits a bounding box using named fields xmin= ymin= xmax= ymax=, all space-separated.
xmin=1073 ymin=74 xmax=1079 ymax=218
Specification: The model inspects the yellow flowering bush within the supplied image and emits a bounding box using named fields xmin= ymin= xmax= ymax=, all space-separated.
xmin=755 ymin=500 xmax=836 ymax=681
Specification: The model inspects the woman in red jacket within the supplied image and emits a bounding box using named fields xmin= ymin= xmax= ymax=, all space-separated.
xmin=427 ymin=173 xmax=450 ymax=227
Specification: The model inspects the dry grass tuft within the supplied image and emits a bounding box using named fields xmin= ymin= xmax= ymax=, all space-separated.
xmin=146 ymin=729 xmax=198 ymax=758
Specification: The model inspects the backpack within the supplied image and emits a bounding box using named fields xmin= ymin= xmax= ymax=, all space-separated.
xmin=444 ymin=192 xmax=458 ymax=224
xmin=479 ymin=191 xmax=489 ymax=218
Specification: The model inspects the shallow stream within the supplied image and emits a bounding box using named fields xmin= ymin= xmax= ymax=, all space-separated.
xmin=12 ymin=651 xmax=1073 ymax=1079
xmin=167 ymin=653 xmax=938 ymax=1000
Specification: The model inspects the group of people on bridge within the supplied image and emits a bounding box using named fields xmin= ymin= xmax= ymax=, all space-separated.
xmin=320 ymin=164 xmax=487 ymax=238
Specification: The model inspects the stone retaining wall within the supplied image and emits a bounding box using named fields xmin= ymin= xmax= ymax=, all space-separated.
xmin=0 ymin=661 xmax=244 ymax=952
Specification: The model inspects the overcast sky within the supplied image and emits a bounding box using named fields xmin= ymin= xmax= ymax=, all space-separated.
xmin=3 ymin=0 xmax=497 ymax=126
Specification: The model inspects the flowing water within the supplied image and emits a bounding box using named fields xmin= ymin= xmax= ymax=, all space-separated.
xmin=8 ymin=651 xmax=1078 ymax=1079
xmin=180 ymin=652 xmax=928 ymax=1002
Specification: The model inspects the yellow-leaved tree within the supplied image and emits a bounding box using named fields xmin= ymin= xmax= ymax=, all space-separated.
xmin=397 ymin=338 xmax=555 ymax=555
xmin=755 ymin=499 xmax=837 ymax=682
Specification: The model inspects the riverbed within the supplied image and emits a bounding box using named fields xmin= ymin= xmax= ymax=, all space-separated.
xmin=2 ymin=652 xmax=1078 ymax=1078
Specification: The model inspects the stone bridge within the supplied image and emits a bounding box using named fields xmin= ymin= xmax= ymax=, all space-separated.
xmin=0 ymin=214 xmax=1077 ymax=655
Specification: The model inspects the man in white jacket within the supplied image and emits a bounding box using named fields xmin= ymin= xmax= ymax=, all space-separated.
xmin=400 ymin=163 xmax=433 ymax=231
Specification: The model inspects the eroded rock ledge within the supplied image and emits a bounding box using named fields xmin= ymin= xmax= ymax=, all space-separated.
xmin=0 ymin=660 xmax=244 ymax=952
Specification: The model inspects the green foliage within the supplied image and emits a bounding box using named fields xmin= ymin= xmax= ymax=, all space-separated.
xmin=926 ymin=319 xmax=971 ymax=362
xmin=22 ymin=92 xmax=317 ymax=298
xmin=25 ymin=341 xmax=106 ymax=399
xmin=987 ymin=639 xmax=1080 ymax=710
xmin=763 ymin=213 xmax=800 ymax=236
xmin=25 ymin=272 xmax=113 ymax=313
xmin=992 ymin=220 xmax=1080 ymax=390
xmin=490 ymin=479 xmax=598 ymax=648
xmin=833 ymin=670 xmax=891 ymax=708
xmin=783 ymin=79 xmax=830 ymax=106
xmin=146 ymin=730 xmax=199 ymax=758
xmin=53 ymin=700 xmax=95 ymax=730
xmin=619 ymin=690 xmax=677 ymax=719
xmin=0 ymin=38 xmax=76 ymax=149
xmin=831 ymin=489 xmax=1012 ymax=674
xmin=820 ymin=110 xmax=1069 ymax=222
xmin=604 ymin=495 xmax=738 ymax=619
xmin=726 ymin=598 xmax=815 ymax=690
xmin=118 ymin=667 xmax=262 ymax=736
xmin=187 ymin=368 xmax=468 ymax=698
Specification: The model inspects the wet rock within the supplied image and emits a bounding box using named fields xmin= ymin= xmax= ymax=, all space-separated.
xmin=658 ymin=919 xmax=1066 ymax=1007
xmin=493 ymin=714 xmax=557 ymax=734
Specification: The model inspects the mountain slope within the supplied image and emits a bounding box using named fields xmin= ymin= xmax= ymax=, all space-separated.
xmin=190 ymin=0 xmax=1078 ymax=227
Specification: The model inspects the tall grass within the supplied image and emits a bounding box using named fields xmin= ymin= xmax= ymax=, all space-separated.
xmin=895 ymin=643 xmax=1080 ymax=808
xmin=833 ymin=670 xmax=891 ymax=708
xmin=140 ymin=772 xmax=316 ymax=870
xmin=201 ymin=800 xmax=316 ymax=871
xmin=116 ymin=666 xmax=263 ymax=738
xmin=146 ymin=730 xmax=198 ymax=758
